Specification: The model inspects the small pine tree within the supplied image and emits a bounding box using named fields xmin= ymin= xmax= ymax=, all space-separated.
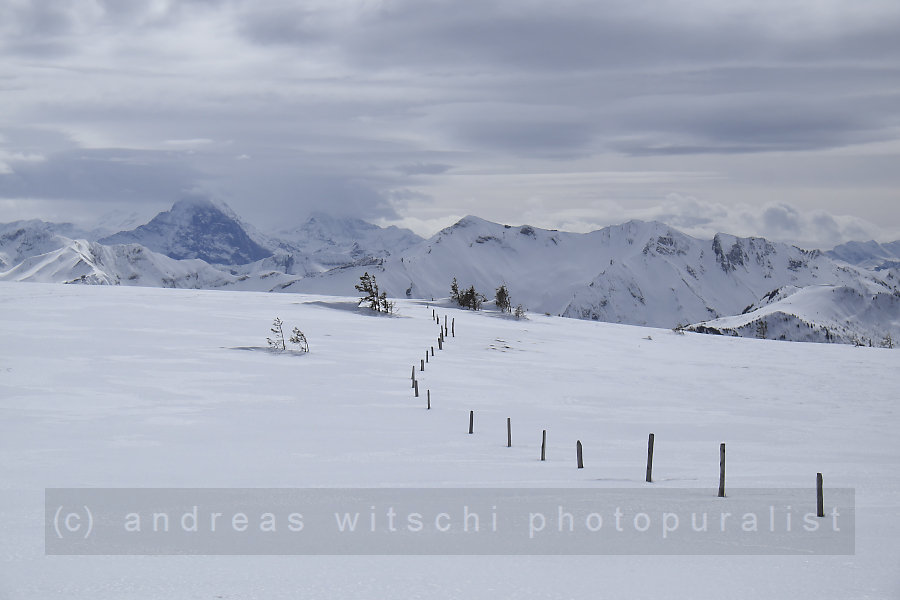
xmin=755 ymin=319 xmax=768 ymax=339
xmin=267 ymin=317 xmax=286 ymax=351
xmin=355 ymin=272 xmax=394 ymax=313
xmin=289 ymin=326 xmax=309 ymax=352
xmin=450 ymin=277 xmax=460 ymax=304
xmin=379 ymin=291 xmax=394 ymax=314
xmin=459 ymin=285 xmax=483 ymax=310
xmin=514 ymin=304 xmax=526 ymax=319
xmin=495 ymin=284 xmax=511 ymax=313
xmin=883 ymin=333 xmax=894 ymax=349
xmin=355 ymin=272 xmax=380 ymax=310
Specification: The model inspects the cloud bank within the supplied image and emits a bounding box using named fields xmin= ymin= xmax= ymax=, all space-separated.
xmin=0 ymin=0 xmax=898 ymax=244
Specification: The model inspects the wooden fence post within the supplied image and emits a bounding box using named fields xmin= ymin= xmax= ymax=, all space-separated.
xmin=421 ymin=358 xmax=425 ymax=371
xmin=507 ymin=418 xmax=511 ymax=447
xmin=541 ymin=430 xmax=546 ymax=461
xmin=414 ymin=380 xmax=418 ymax=397
xmin=718 ymin=443 xmax=726 ymax=498
xmin=431 ymin=346 xmax=434 ymax=357
xmin=452 ymin=318 xmax=455 ymax=337
xmin=646 ymin=433 xmax=655 ymax=483
xmin=469 ymin=410 xmax=474 ymax=434
xmin=817 ymin=473 xmax=824 ymax=518
xmin=576 ymin=440 xmax=584 ymax=469
xmin=427 ymin=389 xmax=431 ymax=410
xmin=438 ymin=336 xmax=443 ymax=350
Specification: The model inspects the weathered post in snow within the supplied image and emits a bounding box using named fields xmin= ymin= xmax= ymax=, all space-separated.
xmin=411 ymin=365 xmax=415 ymax=381
xmin=646 ymin=433 xmax=655 ymax=483
xmin=427 ymin=389 xmax=431 ymax=410
xmin=414 ymin=380 xmax=419 ymax=397
xmin=469 ymin=410 xmax=474 ymax=434
xmin=425 ymin=351 xmax=429 ymax=364
xmin=817 ymin=473 xmax=825 ymax=518
xmin=718 ymin=443 xmax=726 ymax=498
xmin=430 ymin=346 xmax=434 ymax=357
xmin=432 ymin=309 xmax=435 ymax=319
xmin=438 ymin=336 xmax=443 ymax=350
xmin=576 ymin=440 xmax=584 ymax=468
xmin=421 ymin=358 xmax=425 ymax=371
xmin=507 ymin=418 xmax=511 ymax=448
xmin=541 ymin=430 xmax=546 ymax=461
xmin=452 ymin=318 xmax=455 ymax=337
xmin=444 ymin=315 xmax=448 ymax=329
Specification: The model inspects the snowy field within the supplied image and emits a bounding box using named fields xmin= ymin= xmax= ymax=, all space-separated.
xmin=0 ymin=282 xmax=898 ymax=598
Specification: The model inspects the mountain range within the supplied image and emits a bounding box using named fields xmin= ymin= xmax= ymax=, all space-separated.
xmin=1 ymin=199 xmax=897 ymax=347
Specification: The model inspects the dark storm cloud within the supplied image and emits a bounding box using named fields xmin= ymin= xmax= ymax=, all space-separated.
xmin=229 ymin=0 xmax=900 ymax=158
xmin=0 ymin=149 xmax=197 ymax=203
xmin=0 ymin=1 xmax=77 ymax=57
xmin=238 ymin=1 xmax=758 ymax=71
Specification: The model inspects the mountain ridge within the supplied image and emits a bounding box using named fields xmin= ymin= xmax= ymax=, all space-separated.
xmin=1 ymin=204 xmax=897 ymax=346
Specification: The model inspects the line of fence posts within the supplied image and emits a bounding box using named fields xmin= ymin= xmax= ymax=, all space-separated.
xmin=415 ymin=308 xmax=827 ymax=518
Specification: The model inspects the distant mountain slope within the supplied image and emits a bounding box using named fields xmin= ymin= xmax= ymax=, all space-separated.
xmin=827 ymin=240 xmax=900 ymax=271
xmin=272 ymin=212 xmax=422 ymax=269
xmin=99 ymin=197 xmax=273 ymax=265
xmin=561 ymin=227 xmax=883 ymax=327
xmin=277 ymin=215 xmax=607 ymax=309
xmin=685 ymin=284 xmax=900 ymax=346
xmin=0 ymin=237 xmax=235 ymax=287
xmin=282 ymin=216 xmax=893 ymax=332
xmin=0 ymin=220 xmax=75 ymax=270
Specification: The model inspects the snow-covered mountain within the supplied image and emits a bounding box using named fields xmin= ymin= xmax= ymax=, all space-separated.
xmin=827 ymin=239 xmax=900 ymax=271
xmin=0 ymin=235 xmax=235 ymax=288
xmin=272 ymin=212 xmax=422 ymax=269
xmin=0 ymin=220 xmax=76 ymax=270
xmin=561 ymin=226 xmax=887 ymax=327
xmin=2 ymin=208 xmax=897 ymax=346
xmin=685 ymin=283 xmax=899 ymax=346
xmin=281 ymin=216 xmax=893 ymax=320
xmin=99 ymin=197 xmax=273 ymax=265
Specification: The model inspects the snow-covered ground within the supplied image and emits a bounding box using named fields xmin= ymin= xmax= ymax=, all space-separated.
xmin=0 ymin=282 xmax=897 ymax=598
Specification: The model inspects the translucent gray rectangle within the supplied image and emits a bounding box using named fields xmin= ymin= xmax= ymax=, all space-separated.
xmin=45 ymin=487 xmax=854 ymax=555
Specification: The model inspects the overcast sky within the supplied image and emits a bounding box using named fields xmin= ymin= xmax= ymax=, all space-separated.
xmin=1 ymin=0 xmax=899 ymax=247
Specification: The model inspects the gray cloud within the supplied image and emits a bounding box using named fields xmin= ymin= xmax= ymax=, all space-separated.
xmin=0 ymin=0 xmax=898 ymax=245
xmin=0 ymin=148 xmax=197 ymax=203
xmin=396 ymin=163 xmax=453 ymax=176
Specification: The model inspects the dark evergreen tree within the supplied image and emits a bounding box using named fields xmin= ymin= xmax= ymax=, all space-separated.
xmin=459 ymin=285 xmax=484 ymax=311
xmin=355 ymin=272 xmax=393 ymax=313
xmin=495 ymin=284 xmax=511 ymax=313
xmin=450 ymin=277 xmax=460 ymax=304
xmin=355 ymin=272 xmax=380 ymax=310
